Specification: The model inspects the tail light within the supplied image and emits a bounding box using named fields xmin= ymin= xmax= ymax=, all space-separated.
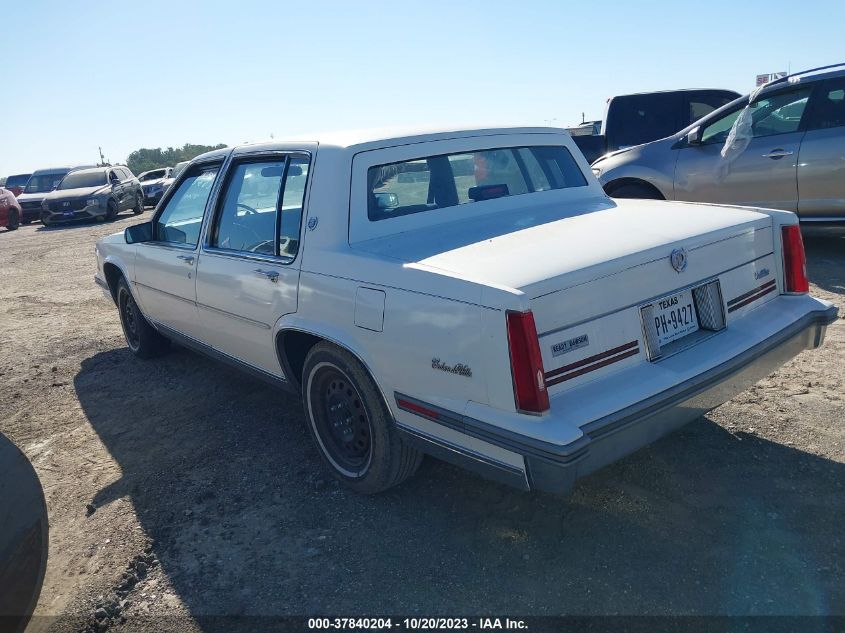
xmin=506 ymin=310 xmax=549 ymax=414
xmin=782 ymin=225 xmax=809 ymax=294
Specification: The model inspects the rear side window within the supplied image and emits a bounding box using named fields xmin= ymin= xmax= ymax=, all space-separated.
xmin=805 ymin=79 xmax=845 ymax=130
xmin=210 ymin=155 xmax=309 ymax=259
xmin=367 ymin=146 xmax=586 ymax=221
xmin=212 ymin=160 xmax=285 ymax=256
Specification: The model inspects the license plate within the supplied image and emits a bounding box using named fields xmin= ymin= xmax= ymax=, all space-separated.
xmin=63 ymin=211 xmax=75 ymax=217
xmin=647 ymin=289 xmax=699 ymax=347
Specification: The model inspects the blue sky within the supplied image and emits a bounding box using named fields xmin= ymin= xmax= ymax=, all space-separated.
xmin=2 ymin=0 xmax=843 ymax=175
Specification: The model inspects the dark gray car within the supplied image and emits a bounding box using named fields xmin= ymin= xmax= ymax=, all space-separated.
xmin=593 ymin=63 xmax=845 ymax=223
xmin=39 ymin=166 xmax=143 ymax=226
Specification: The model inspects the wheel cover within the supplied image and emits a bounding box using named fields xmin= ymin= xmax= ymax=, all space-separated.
xmin=119 ymin=290 xmax=140 ymax=350
xmin=309 ymin=364 xmax=373 ymax=476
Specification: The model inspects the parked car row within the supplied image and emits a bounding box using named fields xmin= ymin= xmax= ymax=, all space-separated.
xmin=580 ymin=63 xmax=845 ymax=224
xmin=0 ymin=163 xmax=171 ymax=229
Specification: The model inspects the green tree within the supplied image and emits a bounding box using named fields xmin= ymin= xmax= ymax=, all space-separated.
xmin=126 ymin=143 xmax=227 ymax=175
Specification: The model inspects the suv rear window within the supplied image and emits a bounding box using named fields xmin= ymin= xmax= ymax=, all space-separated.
xmin=367 ymin=146 xmax=586 ymax=221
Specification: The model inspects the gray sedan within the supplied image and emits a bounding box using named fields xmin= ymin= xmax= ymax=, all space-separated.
xmin=593 ymin=63 xmax=845 ymax=223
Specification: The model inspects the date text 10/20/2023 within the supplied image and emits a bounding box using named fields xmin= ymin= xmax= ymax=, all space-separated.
xmin=307 ymin=617 xmax=528 ymax=630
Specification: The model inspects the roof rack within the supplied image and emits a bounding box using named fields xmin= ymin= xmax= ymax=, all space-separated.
xmin=765 ymin=62 xmax=845 ymax=89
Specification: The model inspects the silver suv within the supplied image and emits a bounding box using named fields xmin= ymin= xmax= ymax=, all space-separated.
xmin=593 ymin=63 xmax=845 ymax=223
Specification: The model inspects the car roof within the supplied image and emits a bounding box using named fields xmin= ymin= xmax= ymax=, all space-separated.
xmin=31 ymin=165 xmax=93 ymax=175
xmin=611 ymin=88 xmax=741 ymax=98
xmin=191 ymin=126 xmax=574 ymax=163
xmin=758 ymin=62 xmax=845 ymax=95
xmin=67 ymin=167 xmax=108 ymax=175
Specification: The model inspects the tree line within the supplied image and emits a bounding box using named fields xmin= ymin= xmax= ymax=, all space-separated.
xmin=126 ymin=143 xmax=227 ymax=175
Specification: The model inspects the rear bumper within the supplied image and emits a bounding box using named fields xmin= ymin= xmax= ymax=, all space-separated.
xmin=395 ymin=302 xmax=838 ymax=495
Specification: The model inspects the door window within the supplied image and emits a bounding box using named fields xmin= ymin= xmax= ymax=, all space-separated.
xmin=804 ymin=79 xmax=845 ymax=130
xmin=212 ymin=160 xmax=285 ymax=255
xmin=749 ymin=89 xmax=812 ymax=136
xmin=154 ymin=166 xmax=219 ymax=246
xmin=700 ymin=88 xmax=812 ymax=144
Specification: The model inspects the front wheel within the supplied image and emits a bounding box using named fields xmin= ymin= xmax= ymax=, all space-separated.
xmin=6 ymin=209 xmax=19 ymax=230
xmin=132 ymin=193 xmax=143 ymax=215
xmin=302 ymin=343 xmax=422 ymax=494
xmin=117 ymin=279 xmax=169 ymax=358
xmin=605 ymin=182 xmax=664 ymax=200
xmin=106 ymin=200 xmax=118 ymax=221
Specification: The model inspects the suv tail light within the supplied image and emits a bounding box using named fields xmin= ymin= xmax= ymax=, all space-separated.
xmin=782 ymin=225 xmax=809 ymax=294
xmin=506 ymin=310 xmax=549 ymax=414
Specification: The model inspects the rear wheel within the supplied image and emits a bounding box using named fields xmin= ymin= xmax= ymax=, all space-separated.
xmin=106 ymin=200 xmax=118 ymax=221
xmin=116 ymin=278 xmax=169 ymax=358
xmin=6 ymin=209 xmax=19 ymax=230
xmin=132 ymin=193 xmax=143 ymax=215
xmin=302 ymin=343 xmax=422 ymax=494
xmin=606 ymin=182 xmax=664 ymax=200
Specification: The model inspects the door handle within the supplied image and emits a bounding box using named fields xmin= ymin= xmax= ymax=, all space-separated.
xmin=177 ymin=255 xmax=195 ymax=264
xmin=762 ymin=149 xmax=794 ymax=159
xmin=254 ymin=269 xmax=279 ymax=282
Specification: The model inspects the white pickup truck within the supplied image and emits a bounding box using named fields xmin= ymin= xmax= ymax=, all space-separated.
xmin=94 ymin=127 xmax=837 ymax=495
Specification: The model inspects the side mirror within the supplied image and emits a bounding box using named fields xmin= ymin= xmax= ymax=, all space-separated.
xmin=374 ymin=192 xmax=399 ymax=210
xmin=125 ymin=221 xmax=153 ymax=244
xmin=686 ymin=127 xmax=702 ymax=146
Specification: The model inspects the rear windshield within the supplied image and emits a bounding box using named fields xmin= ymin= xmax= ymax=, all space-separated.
xmin=25 ymin=172 xmax=68 ymax=193
xmin=6 ymin=174 xmax=30 ymax=188
xmin=367 ymin=146 xmax=587 ymax=221
xmin=58 ymin=170 xmax=107 ymax=190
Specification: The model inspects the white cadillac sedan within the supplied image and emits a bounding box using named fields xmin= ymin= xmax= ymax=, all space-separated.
xmin=94 ymin=127 xmax=837 ymax=495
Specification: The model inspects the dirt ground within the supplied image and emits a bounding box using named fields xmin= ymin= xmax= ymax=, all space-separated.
xmin=0 ymin=214 xmax=843 ymax=631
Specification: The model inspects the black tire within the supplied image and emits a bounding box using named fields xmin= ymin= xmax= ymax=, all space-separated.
xmin=302 ymin=342 xmax=422 ymax=493
xmin=106 ymin=200 xmax=118 ymax=221
xmin=132 ymin=193 xmax=143 ymax=215
xmin=606 ymin=182 xmax=664 ymax=200
xmin=40 ymin=213 xmax=51 ymax=227
xmin=6 ymin=209 xmax=19 ymax=230
xmin=116 ymin=278 xmax=169 ymax=359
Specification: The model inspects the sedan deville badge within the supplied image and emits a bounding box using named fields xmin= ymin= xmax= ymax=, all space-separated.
xmin=432 ymin=358 xmax=472 ymax=378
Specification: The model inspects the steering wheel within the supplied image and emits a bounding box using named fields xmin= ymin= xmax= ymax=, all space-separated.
xmin=236 ymin=203 xmax=258 ymax=215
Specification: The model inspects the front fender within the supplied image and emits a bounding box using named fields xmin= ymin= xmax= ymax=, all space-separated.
xmin=599 ymin=164 xmax=675 ymax=199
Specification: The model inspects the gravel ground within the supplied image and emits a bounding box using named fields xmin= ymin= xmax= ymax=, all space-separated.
xmin=0 ymin=216 xmax=843 ymax=631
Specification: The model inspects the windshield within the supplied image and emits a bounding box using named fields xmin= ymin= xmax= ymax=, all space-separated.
xmin=6 ymin=174 xmax=30 ymax=188
xmin=58 ymin=170 xmax=107 ymax=190
xmin=172 ymin=162 xmax=188 ymax=179
xmin=139 ymin=169 xmax=166 ymax=181
xmin=25 ymin=172 xmax=68 ymax=193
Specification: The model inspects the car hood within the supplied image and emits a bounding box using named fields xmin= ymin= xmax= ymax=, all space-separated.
xmin=17 ymin=191 xmax=52 ymax=203
xmin=140 ymin=178 xmax=165 ymax=187
xmin=98 ymin=231 xmax=126 ymax=246
xmin=43 ymin=185 xmax=110 ymax=200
